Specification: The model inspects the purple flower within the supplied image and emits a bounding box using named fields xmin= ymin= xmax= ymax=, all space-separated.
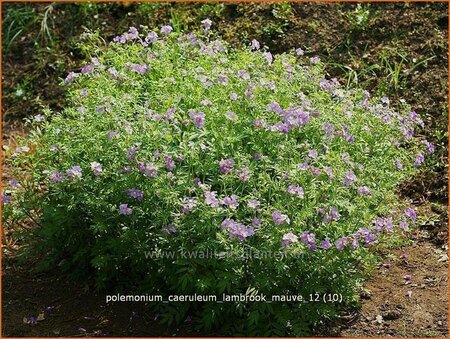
xmin=160 ymin=25 xmax=173 ymax=35
xmin=410 ymin=110 xmax=424 ymax=128
xmin=272 ymin=210 xmax=290 ymax=225
xmin=66 ymin=166 xmax=82 ymax=179
xmin=251 ymin=217 xmax=262 ymax=228
xmin=322 ymin=123 xmax=335 ymax=139
xmin=308 ymin=149 xmax=318 ymax=159
xmin=323 ymin=166 xmax=334 ymax=178
xmin=404 ymin=274 xmax=412 ymax=283
xmin=320 ymin=239 xmax=332 ymax=250
xmin=246 ymin=84 xmax=255 ymax=98
xmin=95 ymin=105 xmax=105 ymax=114
xmin=298 ymin=162 xmax=309 ymax=171
xmin=114 ymin=27 xmax=139 ymax=43
xmin=15 ymin=146 xmax=30 ymax=154
xmin=399 ymin=219 xmax=409 ymax=231
xmin=200 ymin=99 xmax=212 ymax=106
xmin=119 ymin=203 xmax=133 ymax=215
xmin=403 ymin=207 xmax=417 ymax=221
xmin=90 ymin=162 xmax=102 ymax=176
xmin=221 ymin=218 xmax=235 ymax=230
xmin=217 ymin=74 xmax=228 ymax=84
xmin=221 ymin=218 xmax=254 ymax=240
xmin=343 ymin=171 xmax=357 ymax=186
xmin=182 ymin=197 xmax=198 ymax=214
xmin=267 ymin=101 xmax=283 ymax=114
xmin=204 ymin=191 xmax=220 ymax=208
xmin=237 ymin=167 xmax=251 ymax=181
xmin=364 ymin=231 xmax=378 ymax=246
xmin=188 ymin=110 xmax=205 ymax=128
xmin=167 ymin=224 xmax=177 ymax=234
xmin=221 ymin=195 xmax=239 ymax=210
xmin=400 ymin=125 xmax=414 ymax=139
xmin=225 ymin=111 xmax=238 ymax=122
xmin=335 ymin=237 xmax=349 ymax=250
xmin=2 ymin=193 xmax=12 ymax=205
xmin=263 ymin=51 xmax=273 ymax=65
xmin=49 ymin=170 xmax=65 ymax=183
xmin=219 ymin=158 xmax=234 ymax=174
xmin=395 ymin=159 xmax=403 ymax=170
xmin=230 ymin=92 xmax=239 ymax=101
xmin=310 ymin=56 xmax=320 ymax=64
xmin=358 ymin=186 xmax=371 ymax=195
xmin=286 ymin=185 xmax=304 ymax=199
xmin=295 ymin=48 xmax=304 ymax=56
xmin=164 ymin=155 xmax=176 ymax=171
xmin=300 ymin=231 xmax=316 ymax=250
xmin=251 ymin=39 xmax=260 ymax=51
xmin=145 ymin=31 xmax=158 ymax=43
xmin=350 ymin=237 xmax=359 ymax=250
xmin=228 ymin=222 xmax=254 ymax=241
xmin=247 ymin=199 xmax=261 ymax=209
xmin=309 ymin=166 xmax=321 ymax=176
xmin=422 ymin=140 xmax=435 ymax=154
xmin=127 ymin=188 xmax=144 ymax=201
xmin=281 ymin=232 xmax=298 ymax=247
xmin=323 ymin=207 xmax=340 ymax=223
xmin=9 ymin=179 xmax=19 ymax=188
xmin=50 ymin=144 xmax=59 ymax=152
xmin=414 ymin=152 xmax=424 ymax=167
xmin=253 ymin=119 xmax=266 ymax=128
xmin=127 ymin=145 xmax=139 ymax=161
xmin=64 ymin=71 xmax=80 ymax=84
xmin=405 ymin=290 xmax=413 ymax=298
xmin=264 ymin=81 xmax=276 ymax=90
xmin=201 ymin=18 xmax=212 ymax=31
xmin=127 ymin=63 xmax=148 ymax=75
xmin=374 ymin=216 xmax=394 ymax=233
xmin=108 ymin=67 xmax=119 ymax=79
xmin=138 ymin=162 xmax=158 ymax=178
xmin=81 ymin=64 xmax=94 ymax=74
xmin=237 ymin=70 xmax=250 ymax=80
xmin=283 ymin=108 xmax=310 ymax=127
xmin=272 ymin=122 xmax=291 ymax=134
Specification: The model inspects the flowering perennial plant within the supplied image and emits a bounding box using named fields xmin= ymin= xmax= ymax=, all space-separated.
xmin=3 ymin=23 xmax=432 ymax=335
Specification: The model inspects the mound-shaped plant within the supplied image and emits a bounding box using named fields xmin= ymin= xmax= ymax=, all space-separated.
xmin=3 ymin=23 xmax=433 ymax=335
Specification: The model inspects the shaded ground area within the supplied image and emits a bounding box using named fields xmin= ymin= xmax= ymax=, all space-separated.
xmin=2 ymin=2 xmax=448 ymax=337
xmin=2 ymin=233 xmax=447 ymax=337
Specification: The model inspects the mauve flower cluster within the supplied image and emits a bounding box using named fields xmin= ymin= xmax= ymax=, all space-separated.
xmin=42 ymin=20 xmax=430 ymax=251
xmin=221 ymin=218 xmax=254 ymax=241
xmin=281 ymin=208 xmax=411 ymax=252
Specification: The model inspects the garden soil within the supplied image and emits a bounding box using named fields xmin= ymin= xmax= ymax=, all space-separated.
xmin=2 ymin=2 xmax=448 ymax=337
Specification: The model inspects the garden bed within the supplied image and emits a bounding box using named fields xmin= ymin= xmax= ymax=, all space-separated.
xmin=2 ymin=2 xmax=448 ymax=337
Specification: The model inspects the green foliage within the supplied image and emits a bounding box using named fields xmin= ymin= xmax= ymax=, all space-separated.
xmin=3 ymin=25 xmax=431 ymax=335
xmin=345 ymin=4 xmax=374 ymax=31
xmin=2 ymin=3 xmax=37 ymax=53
